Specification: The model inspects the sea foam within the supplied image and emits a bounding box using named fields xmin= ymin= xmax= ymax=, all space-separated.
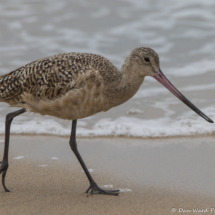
xmin=0 ymin=106 xmax=213 ymax=138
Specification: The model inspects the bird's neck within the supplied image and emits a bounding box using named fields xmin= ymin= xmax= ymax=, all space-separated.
xmin=104 ymin=61 xmax=145 ymax=108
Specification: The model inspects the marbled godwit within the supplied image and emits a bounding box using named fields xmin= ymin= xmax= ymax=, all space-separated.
xmin=0 ymin=47 xmax=213 ymax=195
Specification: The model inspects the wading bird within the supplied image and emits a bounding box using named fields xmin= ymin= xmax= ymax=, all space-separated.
xmin=0 ymin=47 xmax=213 ymax=195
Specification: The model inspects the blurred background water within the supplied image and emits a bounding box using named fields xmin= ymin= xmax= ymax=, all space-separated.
xmin=0 ymin=0 xmax=214 ymax=137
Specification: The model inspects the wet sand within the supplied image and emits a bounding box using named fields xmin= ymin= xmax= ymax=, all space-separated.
xmin=1 ymin=135 xmax=215 ymax=215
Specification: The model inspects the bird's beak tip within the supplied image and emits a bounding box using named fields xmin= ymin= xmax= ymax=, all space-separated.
xmin=208 ymin=118 xmax=214 ymax=123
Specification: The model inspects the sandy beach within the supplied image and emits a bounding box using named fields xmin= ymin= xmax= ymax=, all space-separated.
xmin=1 ymin=135 xmax=215 ymax=215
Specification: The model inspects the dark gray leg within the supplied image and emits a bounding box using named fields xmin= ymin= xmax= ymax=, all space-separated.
xmin=0 ymin=108 xmax=25 ymax=192
xmin=69 ymin=120 xmax=119 ymax=195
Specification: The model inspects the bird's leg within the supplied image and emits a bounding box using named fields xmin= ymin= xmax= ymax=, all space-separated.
xmin=69 ymin=120 xmax=119 ymax=196
xmin=0 ymin=108 xmax=26 ymax=192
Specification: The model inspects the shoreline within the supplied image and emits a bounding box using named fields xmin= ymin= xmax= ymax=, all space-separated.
xmin=0 ymin=132 xmax=214 ymax=139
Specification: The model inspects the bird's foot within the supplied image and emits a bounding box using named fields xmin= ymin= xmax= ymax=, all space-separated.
xmin=86 ymin=182 xmax=119 ymax=196
xmin=0 ymin=160 xmax=10 ymax=192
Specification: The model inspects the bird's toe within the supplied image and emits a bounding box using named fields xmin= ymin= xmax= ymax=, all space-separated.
xmin=1 ymin=169 xmax=10 ymax=192
xmin=86 ymin=183 xmax=119 ymax=196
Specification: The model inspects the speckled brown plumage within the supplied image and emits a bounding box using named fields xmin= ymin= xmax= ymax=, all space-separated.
xmin=0 ymin=47 xmax=159 ymax=120
xmin=0 ymin=53 xmax=115 ymax=102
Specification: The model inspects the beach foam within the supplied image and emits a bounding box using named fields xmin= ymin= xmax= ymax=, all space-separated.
xmin=0 ymin=106 xmax=213 ymax=138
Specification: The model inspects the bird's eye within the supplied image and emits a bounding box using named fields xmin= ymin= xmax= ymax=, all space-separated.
xmin=144 ymin=57 xmax=150 ymax=62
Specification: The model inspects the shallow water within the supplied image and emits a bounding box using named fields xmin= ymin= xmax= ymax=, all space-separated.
xmin=0 ymin=0 xmax=215 ymax=137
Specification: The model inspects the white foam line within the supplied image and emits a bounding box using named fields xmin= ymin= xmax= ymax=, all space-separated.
xmin=51 ymin=157 xmax=59 ymax=160
xmin=14 ymin=156 xmax=24 ymax=160
xmin=38 ymin=165 xmax=47 ymax=167
xmin=81 ymin=169 xmax=94 ymax=173
xmin=76 ymin=105 xmax=215 ymax=137
xmin=119 ymin=188 xmax=132 ymax=192
xmin=103 ymin=185 xmax=113 ymax=188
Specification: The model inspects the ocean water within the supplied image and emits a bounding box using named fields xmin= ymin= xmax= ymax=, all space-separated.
xmin=0 ymin=0 xmax=214 ymax=137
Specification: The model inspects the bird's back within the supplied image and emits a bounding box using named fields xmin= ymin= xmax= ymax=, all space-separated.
xmin=0 ymin=52 xmax=119 ymax=119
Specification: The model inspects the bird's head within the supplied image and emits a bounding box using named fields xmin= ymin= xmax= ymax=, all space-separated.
xmin=129 ymin=47 xmax=160 ymax=77
xmin=128 ymin=47 xmax=213 ymax=123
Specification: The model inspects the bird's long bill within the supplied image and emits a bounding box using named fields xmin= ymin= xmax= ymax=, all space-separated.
xmin=153 ymin=69 xmax=213 ymax=123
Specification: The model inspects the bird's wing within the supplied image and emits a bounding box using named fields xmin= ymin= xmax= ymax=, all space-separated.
xmin=0 ymin=53 xmax=101 ymax=105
